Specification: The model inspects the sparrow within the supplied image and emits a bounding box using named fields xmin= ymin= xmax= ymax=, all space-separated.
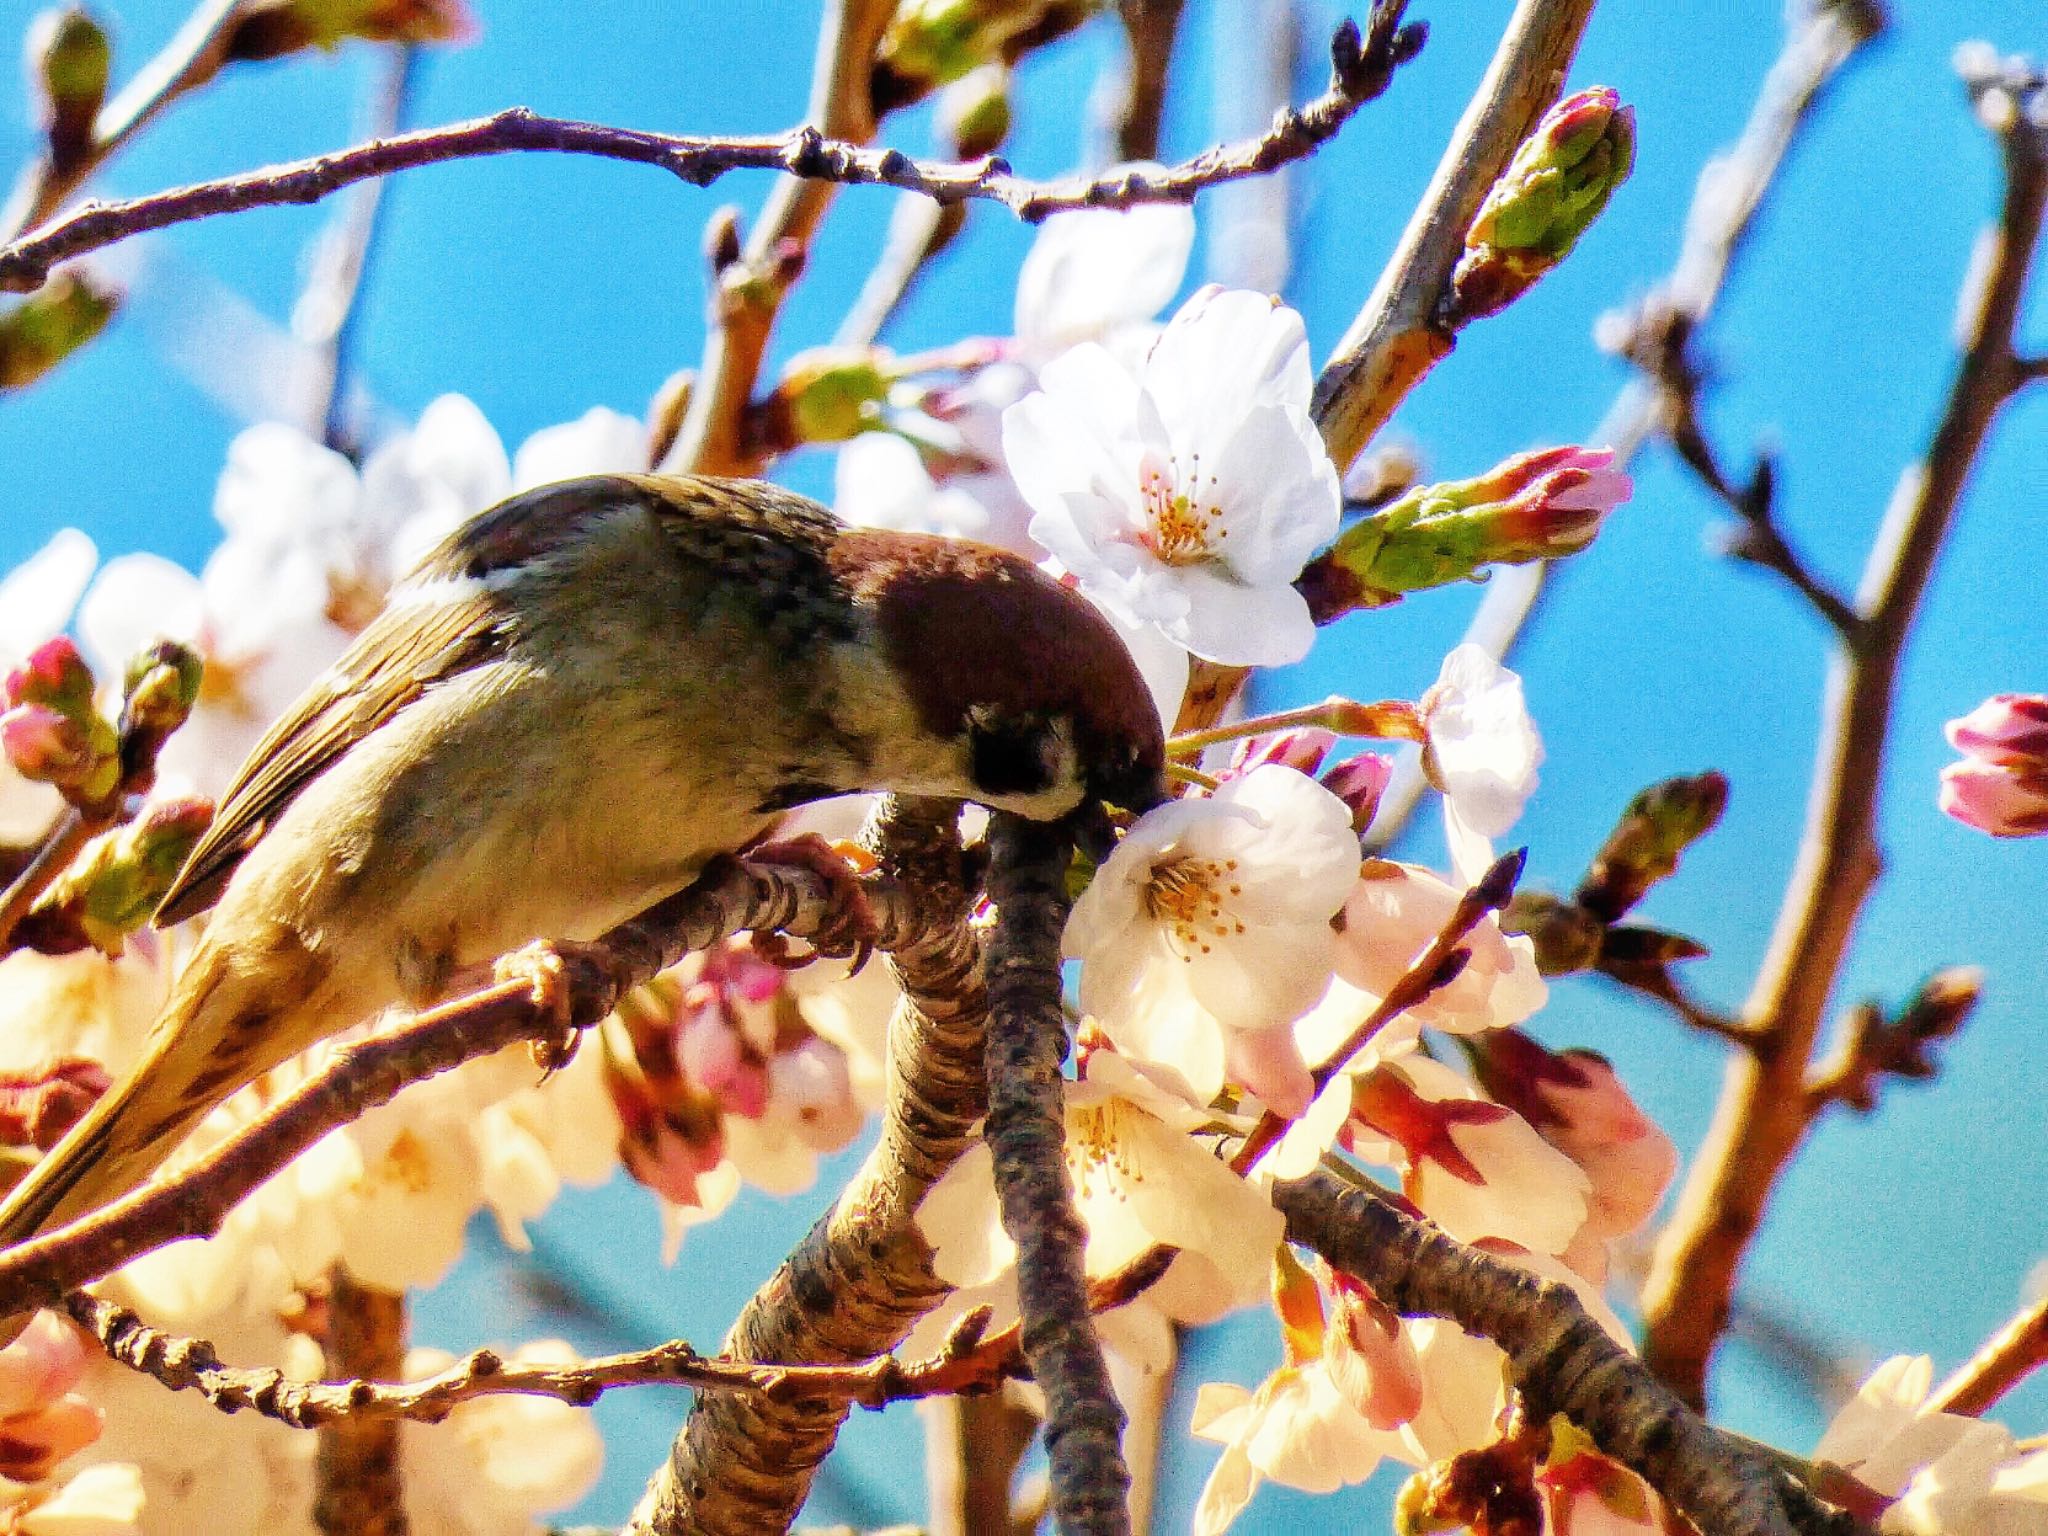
xmin=0 ymin=473 xmax=1164 ymax=1247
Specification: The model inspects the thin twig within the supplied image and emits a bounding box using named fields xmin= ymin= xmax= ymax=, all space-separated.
xmin=66 ymin=1291 xmax=971 ymax=1425
xmin=1927 ymin=1291 xmax=2048 ymax=1417
xmin=1366 ymin=0 xmax=1887 ymax=852
xmin=0 ymin=16 xmax=1421 ymax=299
xmin=1642 ymin=59 xmax=2048 ymax=1408
xmin=0 ymin=851 xmax=935 ymax=1317
xmin=1112 ymin=0 xmax=1188 ymax=162
xmin=297 ymin=44 xmax=419 ymax=453
xmin=984 ymin=813 xmax=1129 ymax=1536
xmin=0 ymin=0 xmax=244 ymax=244
xmin=665 ymin=0 xmax=896 ymax=476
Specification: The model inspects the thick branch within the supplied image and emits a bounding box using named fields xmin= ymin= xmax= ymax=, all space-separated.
xmin=314 ymin=1273 xmax=409 ymax=1536
xmin=0 ymin=852 xmax=933 ymax=1316
xmin=1643 ymin=69 xmax=2048 ymax=1407
xmin=984 ymin=814 xmax=1128 ymax=1536
xmin=632 ymin=800 xmax=987 ymax=1536
xmin=1277 ymin=1173 xmax=1871 ymax=1536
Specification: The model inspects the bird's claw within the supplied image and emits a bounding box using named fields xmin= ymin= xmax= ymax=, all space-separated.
xmin=750 ymin=834 xmax=882 ymax=974
xmin=493 ymin=939 xmax=623 ymax=1075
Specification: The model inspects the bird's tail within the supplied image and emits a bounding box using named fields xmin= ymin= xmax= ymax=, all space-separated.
xmin=0 ymin=941 xmax=308 ymax=1248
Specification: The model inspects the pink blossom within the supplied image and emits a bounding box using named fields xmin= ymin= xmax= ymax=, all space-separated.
xmin=0 ymin=1310 xmax=102 ymax=1483
xmin=1320 ymin=751 xmax=1394 ymax=833
xmin=1466 ymin=1029 xmax=1676 ymax=1278
xmin=1940 ymin=694 xmax=2048 ymax=836
xmin=1223 ymin=728 xmax=1336 ymax=780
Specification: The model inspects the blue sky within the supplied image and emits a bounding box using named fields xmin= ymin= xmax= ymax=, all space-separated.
xmin=1 ymin=0 xmax=2043 ymax=1528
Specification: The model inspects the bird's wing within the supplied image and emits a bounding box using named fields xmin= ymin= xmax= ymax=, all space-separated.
xmin=156 ymin=588 xmax=514 ymax=927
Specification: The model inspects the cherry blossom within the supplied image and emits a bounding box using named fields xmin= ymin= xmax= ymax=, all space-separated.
xmin=919 ymin=1047 xmax=1282 ymax=1306
xmin=0 ymin=1311 xmax=105 ymax=1483
xmin=1013 ymin=200 xmax=1195 ymax=356
xmin=1814 ymin=1356 xmax=2048 ymax=1536
xmin=5 ymin=1462 xmax=146 ymax=1535
xmin=1939 ymin=692 xmax=2048 ymax=837
xmin=1063 ymin=766 xmax=1361 ymax=1115
xmin=1421 ymin=643 xmax=1544 ymax=881
xmin=1003 ymin=286 xmax=1342 ymax=666
xmin=1334 ymin=859 xmax=1547 ymax=1035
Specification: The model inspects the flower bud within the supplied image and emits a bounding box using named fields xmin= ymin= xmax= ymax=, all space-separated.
xmin=120 ymin=638 xmax=204 ymax=746
xmin=223 ymin=0 xmax=476 ymax=61
xmin=0 ymin=268 xmax=118 ymax=392
xmin=759 ymin=347 xmax=893 ymax=448
xmin=1226 ymin=727 xmax=1336 ymax=780
xmin=1320 ymin=750 xmax=1393 ymax=833
xmin=1448 ymin=87 xmax=1636 ymax=324
xmin=1940 ymin=693 xmax=2048 ymax=837
xmin=1 ymin=704 xmax=98 ymax=792
xmin=35 ymin=796 xmax=211 ymax=952
xmin=26 ymin=6 xmax=111 ymax=174
xmin=874 ymin=0 xmax=1048 ymax=109
xmin=1577 ymin=770 xmax=1728 ymax=921
xmin=938 ymin=63 xmax=1011 ymax=158
xmin=4 ymin=635 xmax=94 ymax=716
xmin=1301 ymin=447 xmax=1629 ymax=619
xmin=1501 ymin=889 xmax=1604 ymax=975
xmin=0 ymin=1059 xmax=109 ymax=1151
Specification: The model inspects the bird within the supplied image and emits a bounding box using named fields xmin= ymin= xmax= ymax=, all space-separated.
xmin=0 ymin=472 xmax=1165 ymax=1248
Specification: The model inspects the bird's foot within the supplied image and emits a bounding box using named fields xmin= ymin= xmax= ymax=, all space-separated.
xmin=748 ymin=835 xmax=882 ymax=974
xmin=493 ymin=939 xmax=632 ymax=1074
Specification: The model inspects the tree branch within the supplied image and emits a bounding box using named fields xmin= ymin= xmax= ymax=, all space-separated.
xmin=1311 ymin=0 xmax=1596 ymax=473
xmin=0 ymin=15 xmax=1421 ymax=300
xmin=1928 ymin=1290 xmax=2048 ymax=1417
xmin=1642 ymin=56 xmax=2048 ymax=1408
xmin=0 ymin=850 xmax=938 ymax=1317
xmin=1174 ymin=0 xmax=1583 ymax=737
xmin=630 ymin=800 xmax=987 ymax=1536
xmin=984 ymin=814 xmax=1128 ymax=1536
xmin=314 ymin=1272 xmax=409 ymax=1536
xmin=1275 ymin=1172 xmax=1873 ymax=1536
xmin=1365 ymin=0 xmax=1887 ymax=852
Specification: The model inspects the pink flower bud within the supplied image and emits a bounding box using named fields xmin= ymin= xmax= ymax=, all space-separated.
xmin=1 ymin=703 xmax=92 ymax=785
xmin=1320 ymin=751 xmax=1393 ymax=832
xmin=4 ymin=637 xmax=95 ymax=715
xmin=1940 ymin=693 xmax=2048 ymax=836
xmin=1225 ymin=727 xmax=1336 ymax=780
xmin=1947 ymin=692 xmax=2048 ymax=764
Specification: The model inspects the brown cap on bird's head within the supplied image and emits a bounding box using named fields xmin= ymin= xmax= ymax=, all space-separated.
xmin=830 ymin=529 xmax=1167 ymax=822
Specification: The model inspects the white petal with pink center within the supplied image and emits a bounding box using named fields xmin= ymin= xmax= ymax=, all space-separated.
xmin=1003 ymin=287 xmax=1340 ymax=666
xmin=1191 ymin=1362 xmax=1390 ymax=1535
xmin=1064 ymin=767 xmax=1359 ymax=1113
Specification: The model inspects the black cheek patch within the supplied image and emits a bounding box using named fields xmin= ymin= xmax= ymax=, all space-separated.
xmin=970 ymin=720 xmax=1057 ymax=799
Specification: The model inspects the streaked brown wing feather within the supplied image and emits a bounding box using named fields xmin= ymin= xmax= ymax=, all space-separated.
xmin=155 ymin=589 xmax=511 ymax=926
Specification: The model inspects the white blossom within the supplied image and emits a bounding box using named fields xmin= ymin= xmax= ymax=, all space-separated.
xmin=1013 ymin=199 xmax=1195 ymax=354
xmin=1003 ymin=286 xmax=1341 ymax=666
xmin=1063 ymin=766 xmax=1360 ymax=1115
xmin=1421 ymin=643 xmax=1544 ymax=882
xmin=918 ymin=1049 xmax=1282 ymax=1306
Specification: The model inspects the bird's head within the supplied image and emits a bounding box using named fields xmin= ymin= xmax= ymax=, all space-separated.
xmin=828 ymin=529 xmax=1167 ymax=826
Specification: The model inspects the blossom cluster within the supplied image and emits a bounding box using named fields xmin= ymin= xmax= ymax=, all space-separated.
xmin=1 ymin=180 xmax=2028 ymax=1536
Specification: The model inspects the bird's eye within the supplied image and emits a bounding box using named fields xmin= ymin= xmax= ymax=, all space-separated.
xmin=968 ymin=715 xmax=1061 ymax=799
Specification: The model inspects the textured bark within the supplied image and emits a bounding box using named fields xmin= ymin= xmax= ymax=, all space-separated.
xmin=633 ymin=800 xmax=986 ymax=1534
xmin=314 ymin=1273 xmax=408 ymax=1536
xmin=984 ymin=815 xmax=1129 ymax=1535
